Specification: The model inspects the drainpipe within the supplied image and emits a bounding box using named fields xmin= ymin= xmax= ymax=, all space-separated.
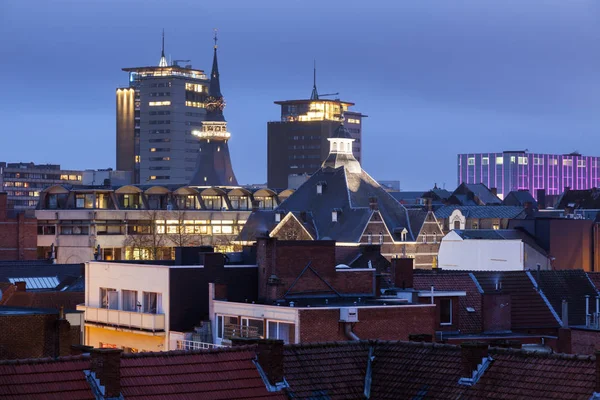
xmin=586 ymin=296 xmax=591 ymax=327
xmin=344 ymin=323 xmax=360 ymax=341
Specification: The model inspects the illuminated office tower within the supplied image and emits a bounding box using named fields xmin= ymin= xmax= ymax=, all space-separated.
xmin=116 ymin=31 xmax=210 ymax=184
xmin=267 ymin=68 xmax=366 ymax=189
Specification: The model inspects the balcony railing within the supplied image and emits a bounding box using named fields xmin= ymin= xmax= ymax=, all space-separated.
xmin=176 ymin=340 xmax=227 ymax=350
xmin=77 ymin=305 xmax=165 ymax=332
xmin=224 ymin=324 xmax=261 ymax=340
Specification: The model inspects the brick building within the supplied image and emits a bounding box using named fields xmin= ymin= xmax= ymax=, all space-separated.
xmin=0 ymin=192 xmax=37 ymax=260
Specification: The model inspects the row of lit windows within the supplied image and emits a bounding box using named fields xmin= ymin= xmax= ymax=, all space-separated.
xmin=149 ymin=175 xmax=170 ymax=180
xmin=185 ymin=83 xmax=205 ymax=93
xmin=346 ymin=118 xmax=360 ymax=124
xmin=148 ymin=101 xmax=171 ymax=107
xmin=4 ymin=191 xmax=40 ymax=197
xmin=468 ymin=156 xmax=588 ymax=167
xmin=186 ymin=101 xmax=206 ymax=108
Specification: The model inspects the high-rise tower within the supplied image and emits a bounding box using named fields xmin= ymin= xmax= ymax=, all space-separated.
xmin=117 ymin=30 xmax=210 ymax=184
xmin=188 ymin=32 xmax=238 ymax=187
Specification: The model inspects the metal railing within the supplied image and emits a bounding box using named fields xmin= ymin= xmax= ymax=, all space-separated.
xmin=76 ymin=305 xmax=165 ymax=332
xmin=224 ymin=324 xmax=261 ymax=339
xmin=176 ymin=340 xmax=227 ymax=350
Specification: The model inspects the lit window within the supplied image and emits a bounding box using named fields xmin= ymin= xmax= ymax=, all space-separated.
xmin=510 ymin=156 xmax=516 ymax=163
xmin=496 ymin=157 xmax=503 ymax=165
xmin=149 ymin=176 xmax=157 ymax=180
xmin=467 ymin=157 xmax=475 ymax=166
xmin=533 ymin=157 xmax=544 ymax=165
xmin=346 ymin=118 xmax=360 ymax=124
xmin=135 ymin=155 xmax=140 ymax=163
xmin=482 ymin=157 xmax=489 ymax=165
xmin=563 ymin=159 xmax=573 ymax=167
xmin=150 ymin=148 xmax=156 ymax=152
xmin=518 ymin=157 xmax=528 ymax=165
xmin=149 ymin=101 xmax=171 ymax=106
xmin=267 ymin=321 xmax=295 ymax=344
xmin=185 ymin=101 xmax=206 ymax=108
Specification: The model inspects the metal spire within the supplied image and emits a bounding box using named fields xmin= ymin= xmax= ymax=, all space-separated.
xmin=213 ymin=28 xmax=218 ymax=49
xmin=158 ymin=29 xmax=168 ymax=67
xmin=310 ymin=60 xmax=319 ymax=100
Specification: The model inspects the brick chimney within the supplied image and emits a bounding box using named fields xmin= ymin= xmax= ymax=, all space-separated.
xmin=490 ymin=187 xmax=498 ymax=197
xmin=89 ymin=348 xmax=122 ymax=399
xmin=15 ymin=281 xmax=26 ymax=292
xmin=392 ymin=257 xmax=414 ymax=289
xmin=461 ymin=342 xmax=489 ymax=379
xmin=537 ymin=189 xmax=546 ymax=210
xmin=256 ymin=339 xmax=285 ymax=386
xmin=0 ymin=192 xmax=7 ymax=221
xmin=369 ymin=197 xmax=378 ymax=211
xmin=55 ymin=307 xmax=72 ymax=357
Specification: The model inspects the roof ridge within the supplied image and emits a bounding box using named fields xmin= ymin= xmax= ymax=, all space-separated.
xmin=121 ymin=344 xmax=258 ymax=358
xmin=489 ymin=346 xmax=595 ymax=361
xmin=0 ymin=354 xmax=90 ymax=365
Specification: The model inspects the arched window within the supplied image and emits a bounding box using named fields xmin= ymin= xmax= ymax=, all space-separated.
xmin=332 ymin=142 xmax=338 ymax=152
xmin=367 ymin=232 xmax=372 ymax=245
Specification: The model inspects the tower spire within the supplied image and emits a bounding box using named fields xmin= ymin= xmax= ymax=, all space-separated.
xmin=310 ymin=60 xmax=319 ymax=100
xmin=158 ymin=29 xmax=168 ymax=67
xmin=207 ymin=28 xmax=224 ymax=120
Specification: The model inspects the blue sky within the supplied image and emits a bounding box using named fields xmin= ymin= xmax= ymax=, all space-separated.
xmin=1 ymin=0 xmax=598 ymax=190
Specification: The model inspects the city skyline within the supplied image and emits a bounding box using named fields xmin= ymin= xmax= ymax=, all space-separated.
xmin=1 ymin=0 xmax=599 ymax=189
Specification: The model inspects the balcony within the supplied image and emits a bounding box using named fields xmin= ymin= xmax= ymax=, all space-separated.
xmin=77 ymin=305 xmax=165 ymax=333
xmin=176 ymin=340 xmax=227 ymax=350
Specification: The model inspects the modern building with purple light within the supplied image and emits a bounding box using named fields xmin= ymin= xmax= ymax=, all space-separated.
xmin=457 ymin=151 xmax=600 ymax=200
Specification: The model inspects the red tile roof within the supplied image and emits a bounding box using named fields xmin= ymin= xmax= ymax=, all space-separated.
xmin=472 ymin=271 xmax=560 ymax=331
xmin=120 ymin=348 xmax=286 ymax=399
xmin=586 ymin=272 xmax=600 ymax=292
xmin=0 ymin=356 xmax=93 ymax=400
xmin=0 ymin=287 xmax=84 ymax=310
xmin=414 ymin=271 xmax=482 ymax=334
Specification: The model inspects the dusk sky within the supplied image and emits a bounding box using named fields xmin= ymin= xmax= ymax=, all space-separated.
xmin=1 ymin=0 xmax=599 ymax=190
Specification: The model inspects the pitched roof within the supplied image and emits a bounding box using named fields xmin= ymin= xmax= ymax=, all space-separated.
xmin=471 ymin=271 xmax=560 ymax=330
xmin=414 ymin=271 xmax=482 ymax=334
xmin=0 ymin=356 xmax=94 ymax=400
xmin=464 ymin=183 xmax=502 ymax=205
xmin=503 ymin=190 xmax=538 ymax=208
xmin=0 ymin=288 xmax=84 ymax=311
xmin=532 ymin=270 xmax=599 ymax=326
xmin=450 ymin=229 xmax=548 ymax=256
xmin=557 ymin=188 xmax=600 ymax=209
xmin=585 ymin=272 xmax=600 ymax=293
xmin=434 ymin=205 xmax=525 ymax=219
xmin=0 ymin=263 xmax=83 ymax=292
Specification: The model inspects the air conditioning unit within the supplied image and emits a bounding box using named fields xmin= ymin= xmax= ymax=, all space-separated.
xmin=340 ymin=307 xmax=359 ymax=322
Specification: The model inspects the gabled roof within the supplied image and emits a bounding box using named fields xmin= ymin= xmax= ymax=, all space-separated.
xmin=435 ymin=205 xmax=525 ymax=219
xmin=0 ymin=288 xmax=84 ymax=311
xmin=503 ymin=190 xmax=538 ymax=208
xmin=471 ymin=271 xmax=560 ymax=330
xmin=557 ymin=188 xmax=600 ymax=209
xmin=0 ymin=263 xmax=83 ymax=292
xmin=532 ymin=270 xmax=599 ymax=326
xmin=414 ymin=271 xmax=482 ymax=334
xmin=450 ymin=229 xmax=547 ymax=256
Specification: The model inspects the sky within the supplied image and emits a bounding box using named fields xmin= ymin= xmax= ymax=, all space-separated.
xmin=1 ymin=0 xmax=599 ymax=190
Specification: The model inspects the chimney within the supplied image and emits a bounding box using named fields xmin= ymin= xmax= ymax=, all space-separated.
xmin=256 ymin=339 xmax=285 ymax=386
xmin=0 ymin=192 xmax=7 ymax=221
xmin=55 ymin=308 xmax=72 ymax=357
xmin=461 ymin=342 xmax=489 ymax=379
xmin=15 ymin=281 xmax=26 ymax=292
xmin=213 ymin=283 xmax=228 ymax=300
xmin=252 ymin=200 xmax=260 ymax=212
xmin=490 ymin=187 xmax=498 ymax=197
xmin=369 ymin=197 xmax=378 ymax=211
xmin=537 ymin=189 xmax=546 ymax=210
xmin=89 ymin=348 xmax=122 ymax=399
xmin=562 ymin=300 xmax=569 ymax=328
xmin=595 ymin=350 xmax=600 ymax=394
xmin=392 ymin=257 xmax=414 ymax=289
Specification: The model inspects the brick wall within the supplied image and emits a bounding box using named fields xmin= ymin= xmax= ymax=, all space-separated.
xmin=0 ymin=313 xmax=73 ymax=360
xmin=0 ymin=194 xmax=37 ymax=260
xmin=298 ymin=305 xmax=436 ymax=343
xmin=570 ymin=328 xmax=600 ymax=355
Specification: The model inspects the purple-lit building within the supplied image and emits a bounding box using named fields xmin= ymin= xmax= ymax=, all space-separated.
xmin=457 ymin=151 xmax=600 ymax=200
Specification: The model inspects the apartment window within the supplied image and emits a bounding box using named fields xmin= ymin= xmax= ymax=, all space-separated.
xmin=467 ymin=157 xmax=475 ymax=166
xmin=518 ymin=157 xmax=528 ymax=165
xmin=267 ymin=321 xmax=296 ymax=344
xmin=563 ymin=159 xmax=573 ymax=167
xmin=75 ymin=194 xmax=94 ymax=209
xmin=100 ymin=288 xmax=117 ymax=309
xmin=552 ymin=159 xmax=558 ymax=166
xmin=495 ymin=156 xmax=503 ymax=164
xmin=534 ymin=157 xmax=544 ymax=165
xmin=37 ymin=225 xmax=56 ymax=235
xmin=148 ymin=101 xmax=171 ymax=106
xmin=492 ymin=223 xmax=500 ymax=230
xmin=122 ymin=290 xmax=138 ymax=312
xmin=578 ymin=160 xmax=586 ymax=168
xmin=472 ymin=221 xmax=479 ymax=229
xmin=482 ymin=157 xmax=489 ymax=166
xmin=510 ymin=156 xmax=516 ymax=163
xmin=241 ymin=317 xmax=265 ymax=339
xmin=143 ymin=292 xmax=159 ymax=314
xmin=440 ymin=298 xmax=452 ymax=325
xmin=217 ymin=316 xmax=240 ymax=339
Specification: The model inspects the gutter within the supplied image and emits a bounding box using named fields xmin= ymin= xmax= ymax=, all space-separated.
xmin=344 ymin=322 xmax=360 ymax=341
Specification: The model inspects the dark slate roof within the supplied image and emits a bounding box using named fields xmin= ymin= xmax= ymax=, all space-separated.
xmin=241 ymin=165 xmax=416 ymax=242
xmin=451 ymin=229 xmax=547 ymax=256
xmin=0 ymin=287 xmax=84 ymax=311
xmin=503 ymin=190 xmax=538 ymax=208
xmin=586 ymin=272 xmax=600 ymax=293
xmin=414 ymin=271 xmax=482 ymax=334
xmin=557 ymin=188 xmax=600 ymax=209
xmin=434 ymin=205 xmax=525 ymax=219
xmin=0 ymin=263 xmax=83 ymax=292
xmin=471 ymin=271 xmax=560 ymax=330
xmin=465 ymin=183 xmax=502 ymax=205
xmin=390 ymin=191 xmax=425 ymax=204
xmin=532 ymin=270 xmax=598 ymax=326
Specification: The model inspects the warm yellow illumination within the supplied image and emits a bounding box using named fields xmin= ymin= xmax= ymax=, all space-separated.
xmin=347 ymin=118 xmax=360 ymax=124
xmin=185 ymin=83 xmax=204 ymax=93
xmin=149 ymin=101 xmax=171 ymax=106
xmin=150 ymin=148 xmax=156 ymax=152
xmin=185 ymin=101 xmax=206 ymax=108
xmin=135 ymin=155 xmax=141 ymax=163
xmin=149 ymin=176 xmax=157 ymax=180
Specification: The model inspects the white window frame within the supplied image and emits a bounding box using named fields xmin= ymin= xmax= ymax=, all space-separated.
xmin=440 ymin=298 xmax=453 ymax=326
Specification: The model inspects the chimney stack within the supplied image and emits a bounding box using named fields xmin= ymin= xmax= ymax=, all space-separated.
xmin=461 ymin=342 xmax=489 ymax=379
xmin=392 ymin=257 xmax=414 ymax=289
xmin=369 ymin=197 xmax=378 ymax=211
xmin=15 ymin=281 xmax=26 ymax=292
xmin=55 ymin=309 xmax=72 ymax=357
xmin=89 ymin=348 xmax=122 ymax=398
xmin=490 ymin=188 xmax=498 ymax=197
xmin=0 ymin=192 xmax=7 ymax=221
xmin=537 ymin=189 xmax=546 ymax=210
xmin=256 ymin=339 xmax=285 ymax=386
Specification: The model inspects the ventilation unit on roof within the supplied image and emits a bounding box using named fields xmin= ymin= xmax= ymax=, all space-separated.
xmin=340 ymin=307 xmax=359 ymax=322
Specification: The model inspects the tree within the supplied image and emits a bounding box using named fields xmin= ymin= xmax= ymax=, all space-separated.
xmin=166 ymin=209 xmax=207 ymax=248
xmin=123 ymin=210 xmax=168 ymax=260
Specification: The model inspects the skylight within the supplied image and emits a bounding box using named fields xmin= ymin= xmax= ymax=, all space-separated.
xmin=8 ymin=277 xmax=60 ymax=290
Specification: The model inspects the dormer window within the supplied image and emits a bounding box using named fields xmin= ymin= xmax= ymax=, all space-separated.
xmin=367 ymin=232 xmax=372 ymax=245
xmin=332 ymin=210 xmax=338 ymax=222
xmin=379 ymin=233 xmax=384 ymax=245
xmin=401 ymin=228 xmax=408 ymax=242
xmin=275 ymin=213 xmax=282 ymax=222
xmin=316 ymin=181 xmax=326 ymax=195
xmin=332 ymin=142 xmax=338 ymax=152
